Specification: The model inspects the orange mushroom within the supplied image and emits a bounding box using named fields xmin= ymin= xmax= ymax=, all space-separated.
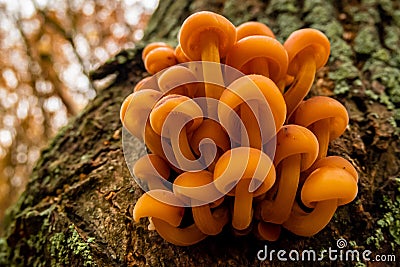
xmin=179 ymin=11 xmax=236 ymax=104
xmin=144 ymin=46 xmax=178 ymax=75
xmin=173 ymin=170 xmax=229 ymax=235
xmin=120 ymin=89 xmax=169 ymax=159
xmin=218 ymin=75 xmax=286 ymax=149
xmin=133 ymin=76 xmax=159 ymax=92
xmin=133 ymin=154 xmax=170 ymax=191
xmin=258 ymin=125 xmax=319 ymax=224
xmin=254 ymin=221 xmax=281 ymax=241
xmin=225 ymin=35 xmax=288 ymax=83
xmin=133 ymin=190 xmax=207 ymax=246
xmin=157 ymin=65 xmax=200 ymax=98
xmin=283 ymin=28 xmax=330 ymax=120
xmin=174 ymin=44 xmax=190 ymax=63
xmin=292 ymin=96 xmax=349 ymax=160
xmin=142 ymin=42 xmax=172 ymax=61
xmin=150 ymin=94 xmax=203 ymax=171
xmin=189 ymin=119 xmax=230 ymax=172
xmin=236 ymin=21 xmax=275 ymax=41
xmin=214 ymin=147 xmax=276 ymax=230
xmin=282 ymin=156 xmax=358 ymax=236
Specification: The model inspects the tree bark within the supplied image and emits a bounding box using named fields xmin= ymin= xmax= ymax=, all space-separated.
xmin=1 ymin=0 xmax=399 ymax=266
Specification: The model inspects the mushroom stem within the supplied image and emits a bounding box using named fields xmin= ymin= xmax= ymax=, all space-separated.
xmin=312 ymin=119 xmax=330 ymax=160
xmin=192 ymin=205 xmax=229 ymax=235
xmin=283 ymin=199 xmax=338 ymax=237
xmin=232 ymin=180 xmax=253 ymax=230
xmin=152 ymin=217 xmax=208 ymax=246
xmin=247 ymin=58 xmax=270 ymax=77
xmin=169 ymin=121 xmax=197 ymax=170
xmin=261 ymin=154 xmax=301 ymax=224
xmin=284 ymin=50 xmax=316 ymax=122
xmin=255 ymin=221 xmax=281 ymax=241
xmin=240 ymin=102 xmax=262 ymax=149
xmin=199 ymin=31 xmax=225 ymax=114
xmin=144 ymin=122 xmax=166 ymax=159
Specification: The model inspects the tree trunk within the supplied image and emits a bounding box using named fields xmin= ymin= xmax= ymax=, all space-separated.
xmin=1 ymin=0 xmax=399 ymax=266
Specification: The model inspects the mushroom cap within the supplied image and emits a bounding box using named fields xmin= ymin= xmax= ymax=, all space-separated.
xmin=213 ymin=147 xmax=276 ymax=196
xmin=225 ymin=36 xmax=288 ymax=83
xmin=144 ymin=46 xmax=177 ymax=75
xmin=174 ymin=44 xmax=191 ymax=63
xmin=189 ymin=119 xmax=230 ymax=155
xmin=301 ymin=166 xmax=358 ymax=208
xmin=142 ymin=42 xmax=172 ymax=61
xmin=120 ymin=89 xmax=162 ymax=139
xmin=284 ymin=28 xmax=330 ymax=75
xmin=236 ymin=21 xmax=275 ymax=41
xmin=133 ymin=76 xmax=159 ymax=92
xmin=218 ymin=75 xmax=286 ymax=144
xmin=293 ymin=96 xmax=349 ymax=141
xmin=133 ymin=154 xmax=170 ymax=181
xmin=157 ymin=65 xmax=199 ymax=96
xmin=179 ymin=11 xmax=236 ymax=60
xmin=150 ymin=94 xmax=203 ymax=138
xmin=173 ymin=170 xmax=222 ymax=204
xmin=133 ymin=190 xmax=185 ymax=227
xmin=306 ymin=156 xmax=358 ymax=182
xmin=274 ymin=125 xmax=319 ymax=171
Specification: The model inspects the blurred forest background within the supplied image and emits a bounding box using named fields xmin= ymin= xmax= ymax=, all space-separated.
xmin=0 ymin=0 xmax=158 ymax=230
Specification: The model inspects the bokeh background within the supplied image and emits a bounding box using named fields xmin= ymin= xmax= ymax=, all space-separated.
xmin=0 ymin=0 xmax=158 ymax=229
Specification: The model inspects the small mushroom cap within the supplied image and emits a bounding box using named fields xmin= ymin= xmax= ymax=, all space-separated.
xmin=142 ymin=42 xmax=172 ymax=61
xmin=179 ymin=11 xmax=236 ymax=60
xmin=301 ymin=166 xmax=358 ymax=208
xmin=157 ymin=65 xmax=199 ymax=96
xmin=133 ymin=191 xmax=185 ymax=227
xmin=173 ymin=170 xmax=222 ymax=204
xmin=293 ymin=96 xmax=349 ymax=141
xmin=214 ymin=147 xmax=276 ymax=196
xmin=225 ymin=36 xmax=288 ymax=83
xmin=284 ymin=28 xmax=330 ymax=75
xmin=236 ymin=21 xmax=275 ymax=41
xmin=144 ymin=47 xmax=177 ymax=75
xmin=190 ymin=119 xmax=230 ymax=155
xmin=150 ymin=94 xmax=203 ymax=137
xmin=274 ymin=125 xmax=319 ymax=171
xmin=133 ymin=154 xmax=170 ymax=181
xmin=133 ymin=76 xmax=159 ymax=92
xmin=174 ymin=44 xmax=191 ymax=63
xmin=120 ymin=89 xmax=162 ymax=139
xmin=306 ymin=156 xmax=358 ymax=182
xmin=218 ymin=75 xmax=286 ymax=144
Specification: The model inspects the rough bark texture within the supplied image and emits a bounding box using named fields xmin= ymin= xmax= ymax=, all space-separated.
xmin=1 ymin=0 xmax=399 ymax=266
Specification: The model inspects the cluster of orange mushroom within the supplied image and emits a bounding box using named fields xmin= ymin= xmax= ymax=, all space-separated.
xmin=120 ymin=11 xmax=358 ymax=245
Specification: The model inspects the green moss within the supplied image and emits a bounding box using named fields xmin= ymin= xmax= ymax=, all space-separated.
xmin=354 ymin=26 xmax=380 ymax=54
xmin=384 ymin=26 xmax=400 ymax=51
xmin=48 ymin=225 xmax=96 ymax=267
xmin=267 ymin=0 xmax=299 ymax=14
xmin=304 ymin=6 xmax=332 ymax=25
xmin=393 ymin=10 xmax=400 ymax=27
xmin=274 ymin=13 xmax=303 ymax=42
xmin=364 ymin=60 xmax=400 ymax=105
xmin=367 ymin=180 xmax=400 ymax=251
xmin=329 ymin=38 xmax=353 ymax=63
xmin=329 ymin=61 xmax=359 ymax=81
